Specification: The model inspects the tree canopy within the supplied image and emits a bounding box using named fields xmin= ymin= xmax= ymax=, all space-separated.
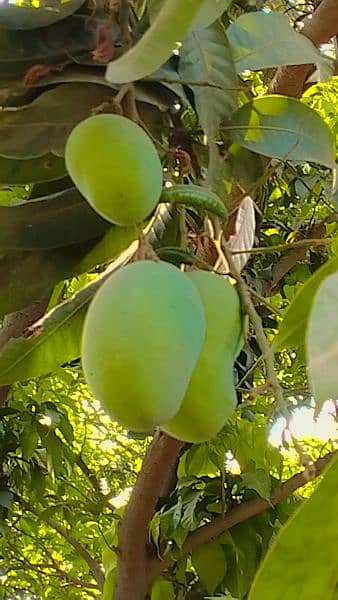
xmin=0 ymin=0 xmax=338 ymax=599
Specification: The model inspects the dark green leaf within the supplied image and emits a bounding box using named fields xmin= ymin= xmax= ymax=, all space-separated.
xmin=0 ymin=15 xmax=101 ymax=82
xmin=229 ymin=522 xmax=260 ymax=597
xmin=179 ymin=22 xmax=238 ymax=137
xmin=0 ymin=154 xmax=66 ymax=185
xmin=20 ymin=427 xmax=39 ymax=460
xmin=0 ymin=187 xmax=110 ymax=251
xmin=0 ymin=244 xmax=137 ymax=384
xmin=0 ymin=246 xmax=90 ymax=319
xmin=0 ymin=490 xmax=14 ymax=509
xmin=0 ymin=83 xmax=112 ymax=159
xmin=57 ymin=414 xmax=74 ymax=444
xmin=156 ymin=246 xmax=197 ymax=266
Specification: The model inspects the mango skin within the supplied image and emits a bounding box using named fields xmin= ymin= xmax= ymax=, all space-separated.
xmin=162 ymin=270 xmax=242 ymax=443
xmin=81 ymin=260 xmax=206 ymax=431
xmin=65 ymin=114 xmax=163 ymax=226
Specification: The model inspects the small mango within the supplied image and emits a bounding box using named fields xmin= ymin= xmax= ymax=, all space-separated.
xmin=65 ymin=114 xmax=163 ymax=226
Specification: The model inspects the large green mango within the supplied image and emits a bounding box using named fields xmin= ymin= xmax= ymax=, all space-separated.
xmin=82 ymin=260 xmax=206 ymax=431
xmin=162 ymin=270 xmax=242 ymax=443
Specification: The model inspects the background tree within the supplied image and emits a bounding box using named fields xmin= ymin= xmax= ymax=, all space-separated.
xmin=0 ymin=0 xmax=338 ymax=599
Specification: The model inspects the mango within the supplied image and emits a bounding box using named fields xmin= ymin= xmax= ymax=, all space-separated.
xmin=162 ymin=270 xmax=242 ymax=443
xmin=65 ymin=114 xmax=163 ymax=226
xmin=81 ymin=260 xmax=206 ymax=431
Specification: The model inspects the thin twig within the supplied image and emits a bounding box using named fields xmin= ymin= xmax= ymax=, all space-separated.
xmin=249 ymin=288 xmax=284 ymax=317
xmin=231 ymin=238 xmax=330 ymax=255
xmin=222 ymin=240 xmax=309 ymax=462
xmin=145 ymin=76 xmax=247 ymax=92
xmin=118 ymin=0 xmax=132 ymax=48
xmin=17 ymin=497 xmax=104 ymax=590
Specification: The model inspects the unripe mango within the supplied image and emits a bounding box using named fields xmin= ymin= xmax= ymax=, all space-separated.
xmin=162 ymin=270 xmax=242 ymax=443
xmin=65 ymin=114 xmax=163 ymax=226
xmin=82 ymin=260 xmax=206 ymax=431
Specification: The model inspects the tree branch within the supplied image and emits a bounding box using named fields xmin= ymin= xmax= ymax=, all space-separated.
xmin=115 ymin=431 xmax=184 ymax=600
xmin=148 ymin=450 xmax=337 ymax=581
xmin=269 ymin=0 xmax=338 ymax=96
xmin=18 ymin=497 xmax=105 ymax=590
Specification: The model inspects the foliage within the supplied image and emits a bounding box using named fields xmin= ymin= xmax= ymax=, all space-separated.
xmin=0 ymin=0 xmax=337 ymax=599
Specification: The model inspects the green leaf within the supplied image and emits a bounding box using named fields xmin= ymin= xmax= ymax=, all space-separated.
xmin=249 ymin=454 xmax=338 ymax=600
xmin=192 ymin=0 xmax=233 ymax=31
xmin=57 ymin=414 xmax=74 ymax=444
xmin=241 ymin=468 xmax=271 ymax=499
xmin=181 ymin=490 xmax=202 ymax=529
xmin=307 ymin=271 xmax=338 ymax=413
xmin=0 ymin=155 xmax=66 ymax=185
xmin=151 ymin=578 xmax=175 ymax=600
xmin=20 ymin=427 xmax=39 ymax=460
xmin=74 ymin=226 xmax=137 ymax=274
xmin=182 ymin=444 xmax=219 ymax=478
xmin=0 ymin=226 xmax=135 ymax=319
xmin=0 ymin=490 xmax=14 ymax=509
xmin=0 ymin=187 xmax=109 ymax=251
xmin=229 ymin=95 xmax=335 ymax=169
xmin=156 ymin=246 xmax=198 ymax=266
xmin=149 ymin=0 xmax=232 ymax=32
xmin=229 ymin=522 xmax=259 ymax=597
xmin=103 ymin=568 xmax=117 ymax=600
xmin=106 ymin=0 xmax=205 ymax=84
xmin=0 ymin=245 xmax=136 ymax=384
xmin=274 ymin=254 xmax=338 ymax=351
xmin=101 ymin=523 xmax=118 ymax=571
xmin=179 ymin=22 xmax=238 ymax=137
xmin=191 ymin=541 xmax=227 ymax=594
xmin=0 ymin=0 xmax=85 ymax=30
xmin=160 ymin=184 xmax=228 ymax=219
xmin=228 ymin=12 xmax=334 ymax=81
xmin=0 ymin=83 xmax=110 ymax=159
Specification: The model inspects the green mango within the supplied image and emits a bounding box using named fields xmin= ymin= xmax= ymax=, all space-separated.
xmin=82 ymin=260 xmax=206 ymax=431
xmin=65 ymin=114 xmax=163 ymax=226
xmin=162 ymin=270 xmax=242 ymax=443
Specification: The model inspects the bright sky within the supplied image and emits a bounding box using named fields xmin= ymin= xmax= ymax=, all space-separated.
xmin=269 ymin=400 xmax=338 ymax=446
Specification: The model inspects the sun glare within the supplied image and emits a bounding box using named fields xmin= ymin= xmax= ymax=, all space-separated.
xmin=269 ymin=400 xmax=338 ymax=446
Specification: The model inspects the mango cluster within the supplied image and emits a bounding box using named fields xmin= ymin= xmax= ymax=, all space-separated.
xmin=82 ymin=261 xmax=243 ymax=443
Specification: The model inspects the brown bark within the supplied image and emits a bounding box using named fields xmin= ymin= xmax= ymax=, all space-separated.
xmin=115 ymin=431 xmax=184 ymax=599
